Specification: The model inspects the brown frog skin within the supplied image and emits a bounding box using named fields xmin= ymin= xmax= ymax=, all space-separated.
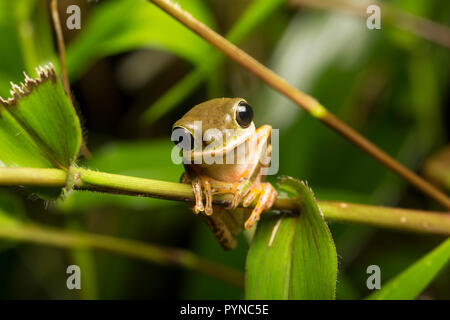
xmin=172 ymin=98 xmax=277 ymax=249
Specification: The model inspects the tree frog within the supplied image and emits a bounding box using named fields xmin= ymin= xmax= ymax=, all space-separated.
xmin=172 ymin=98 xmax=277 ymax=249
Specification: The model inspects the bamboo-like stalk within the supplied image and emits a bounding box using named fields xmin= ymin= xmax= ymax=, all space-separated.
xmin=50 ymin=0 xmax=71 ymax=98
xmin=319 ymin=201 xmax=450 ymax=236
xmin=1 ymin=167 xmax=449 ymax=236
xmin=145 ymin=0 xmax=450 ymax=210
xmin=0 ymin=222 xmax=244 ymax=287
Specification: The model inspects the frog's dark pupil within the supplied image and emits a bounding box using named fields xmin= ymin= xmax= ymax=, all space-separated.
xmin=172 ymin=127 xmax=194 ymax=150
xmin=236 ymin=101 xmax=253 ymax=128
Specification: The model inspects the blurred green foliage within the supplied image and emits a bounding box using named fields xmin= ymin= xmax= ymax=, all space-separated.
xmin=66 ymin=0 xmax=216 ymax=81
xmin=0 ymin=0 xmax=449 ymax=299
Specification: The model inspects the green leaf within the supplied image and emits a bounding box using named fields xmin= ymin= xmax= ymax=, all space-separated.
xmin=0 ymin=64 xmax=81 ymax=169
xmin=0 ymin=64 xmax=82 ymax=199
xmin=246 ymin=177 xmax=337 ymax=299
xmin=367 ymin=238 xmax=450 ymax=300
xmin=66 ymin=0 xmax=216 ymax=81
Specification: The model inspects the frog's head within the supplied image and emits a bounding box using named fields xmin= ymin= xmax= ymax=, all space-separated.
xmin=172 ymin=98 xmax=255 ymax=159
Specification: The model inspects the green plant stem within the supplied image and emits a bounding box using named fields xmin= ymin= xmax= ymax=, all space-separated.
xmin=0 ymin=167 xmax=67 ymax=187
xmin=319 ymin=201 xmax=450 ymax=236
xmin=0 ymin=222 xmax=244 ymax=287
xmin=1 ymin=167 xmax=449 ymax=236
xmin=146 ymin=0 xmax=450 ymax=210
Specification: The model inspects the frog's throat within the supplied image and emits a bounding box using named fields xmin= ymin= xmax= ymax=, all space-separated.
xmin=185 ymin=128 xmax=255 ymax=160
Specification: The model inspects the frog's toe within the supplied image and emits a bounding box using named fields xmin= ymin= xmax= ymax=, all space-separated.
xmin=243 ymin=184 xmax=262 ymax=207
xmin=191 ymin=179 xmax=204 ymax=214
xmin=191 ymin=176 xmax=216 ymax=215
xmin=202 ymin=179 xmax=214 ymax=216
xmin=244 ymin=183 xmax=277 ymax=230
xmin=222 ymin=181 xmax=245 ymax=210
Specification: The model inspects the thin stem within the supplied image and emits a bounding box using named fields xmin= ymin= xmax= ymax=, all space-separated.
xmin=0 ymin=167 xmax=67 ymax=187
xmin=319 ymin=201 xmax=450 ymax=236
xmin=50 ymin=0 xmax=70 ymax=98
xmin=289 ymin=0 xmax=450 ymax=48
xmin=0 ymin=167 xmax=449 ymax=236
xmin=146 ymin=0 xmax=450 ymax=210
xmin=0 ymin=222 xmax=244 ymax=287
xmin=50 ymin=0 xmax=91 ymax=158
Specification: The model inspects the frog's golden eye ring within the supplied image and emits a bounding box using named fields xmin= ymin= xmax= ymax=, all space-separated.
xmin=172 ymin=126 xmax=194 ymax=151
xmin=236 ymin=100 xmax=253 ymax=128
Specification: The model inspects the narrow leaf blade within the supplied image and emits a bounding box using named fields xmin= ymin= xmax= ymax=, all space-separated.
xmin=367 ymin=238 xmax=450 ymax=300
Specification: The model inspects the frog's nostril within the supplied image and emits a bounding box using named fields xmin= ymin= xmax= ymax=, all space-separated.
xmin=172 ymin=126 xmax=194 ymax=150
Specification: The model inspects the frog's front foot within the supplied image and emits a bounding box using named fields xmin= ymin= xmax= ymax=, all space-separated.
xmin=189 ymin=176 xmax=213 ymax=215
xmin=181 ymin=173 xmax=205 ymax=214
xmin=242 ymin=182 xmax=278 ymax=229
xmin=184 ymin=175 xmax=248 ymax=216
xmin=181 ymin=173 xmax=277 ymax=229
xmin=184 ymin=175 xmax=231 ymax=216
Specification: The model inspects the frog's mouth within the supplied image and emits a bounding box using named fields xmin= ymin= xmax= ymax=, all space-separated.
xmin=184 ymin=124 xmax=256 ymax=161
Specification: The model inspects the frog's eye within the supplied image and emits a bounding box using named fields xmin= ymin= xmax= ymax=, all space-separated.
xmin=172 ymin=126 xmax=194 ymax=150
xmin=236 ymin=101 xmax=253 ymax=128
